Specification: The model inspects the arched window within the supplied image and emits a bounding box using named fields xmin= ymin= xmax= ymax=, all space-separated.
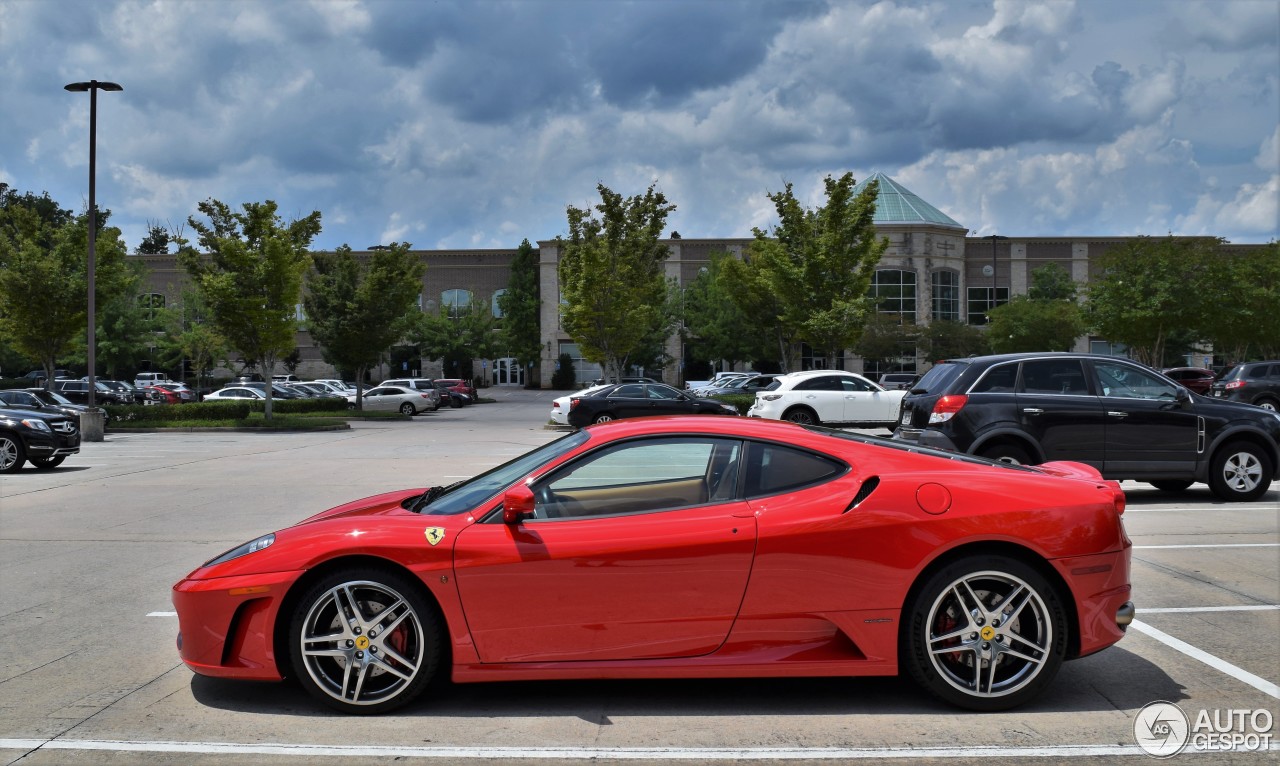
xmin=870 ymin=269 xmax=916 ymax=321
xmin=491 ymin=289 xmax=507 ymax=318
xmin=931 ymin=270 xmax=960 ymax=322
xmin=441 ymin=289 xmax=472 ymax=319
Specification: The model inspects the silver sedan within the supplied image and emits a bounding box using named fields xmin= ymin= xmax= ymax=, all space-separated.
xmin=346 ymin=385 xmax=438 ymax=415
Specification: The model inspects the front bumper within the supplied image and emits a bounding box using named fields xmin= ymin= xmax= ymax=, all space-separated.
xmin=172 ymin=569 xmax=303 ymax=681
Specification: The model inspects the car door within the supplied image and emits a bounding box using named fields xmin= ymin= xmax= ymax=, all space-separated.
xmin=791 ymin=376 xmax=846 ymax=422
xmin=601 ymin=383 xmax=649 ymax=419
xmin=1013 ymin=359 xmax=1106 ymax=466
xmin=362 ymin=386 xmax=398 ymax=411
xmin=453 ymin=437 xmax=756 ymax=663
xmin=839 ymin=375 xmax=897 ymax=422
xmin=644 ymin=383 xmax=695 ymax=416
xmin=1089 ymin=359 xmax=1199 ymax=475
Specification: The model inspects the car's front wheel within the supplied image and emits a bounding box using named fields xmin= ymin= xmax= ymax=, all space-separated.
xmin=904 ymin=556 xmax=1067 ymax=711
xmin=30 ymin=455 xmax=66 ymax=470
xmin=1209 ymin=442 xmax=1273 ymax=502
xmin=0 ymin=435 xmax=25 ymax=473
xmin=289 ymin=568 xmax=441 ymax=714
xmin=399 ymin=402 xmax=417 ymax=416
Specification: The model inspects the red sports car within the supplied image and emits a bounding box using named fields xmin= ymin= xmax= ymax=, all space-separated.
xmin=173 ymin=416 xmax=1133 ymax=714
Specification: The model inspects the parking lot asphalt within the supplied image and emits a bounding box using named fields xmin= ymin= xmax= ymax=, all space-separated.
xmin=1 ymin=388 xmax=1276 ymax=765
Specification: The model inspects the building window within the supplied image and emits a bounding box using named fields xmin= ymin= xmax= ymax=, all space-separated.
xmin=1089 ymin=339 xmax=1128 ymax=357
xmin=931 ymin=271 xmax=960 ymax=322
xmin=871 ymin=269 xmax=916 ymax=321
xmin=441 ymin=289 xmax=472 ymax=319
xmin=558 ymin=342 xmax=602 ymax=386
xmin=491 ymin=289 xmax=507 ymax=318
xmin=966 ymin=287 xmax=1010 ymax=325
xmin=138 ymin=293 xmax=165 ymax=321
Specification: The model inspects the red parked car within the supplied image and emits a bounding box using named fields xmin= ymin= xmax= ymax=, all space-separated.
xmin=435 ymin=378 xmax=477 ymax=401
xmin=173 ymin=416 xmax=1133 ymax=714
xmin=1161 ymin=367 xmax=1216 ymax=396
xmin=143 ymin=385 xmax=182 ymax=404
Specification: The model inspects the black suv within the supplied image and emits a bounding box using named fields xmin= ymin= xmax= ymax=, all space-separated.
xmin=1210 ymin=361 xmax=1280 ymax=411
xmin=894 ymin=353 xmax=1280 ymax=502
xmin=0 ymin=402 xmax=81 ymax=472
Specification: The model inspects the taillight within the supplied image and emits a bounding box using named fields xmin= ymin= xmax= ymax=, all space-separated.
xmin=928 ymin=394 xmax=968 ymax=424
xmin=570 ymin=399 xmax=580 ymax=410
xmin=1225 ymin=380 xmax=1244 ymax=390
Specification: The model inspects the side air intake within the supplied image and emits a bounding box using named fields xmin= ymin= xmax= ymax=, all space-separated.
xmin=844 ymin=476 xmax=880 ymax=512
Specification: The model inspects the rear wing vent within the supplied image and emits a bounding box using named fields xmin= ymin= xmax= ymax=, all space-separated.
xmin=845 ymin=476 xmax=881 ymax=512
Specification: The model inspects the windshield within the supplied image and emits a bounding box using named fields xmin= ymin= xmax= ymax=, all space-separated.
xmin=415 ymin=431 xmax=590 ymax=516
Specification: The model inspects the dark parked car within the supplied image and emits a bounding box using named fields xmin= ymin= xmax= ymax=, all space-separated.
xmin=567 ymin=382 xmax=739 ymax=428
xmin=2 ymin=389 xmax=102 ymax=420
xmin=22 ymin=369 xmax=71 ymax=382
xmin=697 ymin=374 xmax=781 ymax=397
xmin=437 ymin=378 xmax=478 ymax=400
xmin=0 ymin=401 xmax=80 ymax=472
xmin=433 ymin=381 xmax=470 ymax=408
xmin=1210 ymin=361 xmax=1280 ymax=411
xmin=894 ymin=353 xmax=1280 ymax=502
xmin=49 ymin=378 xmax=131 ymax=406
xmin=1162 ymin=367 xmax=1217 ymax=396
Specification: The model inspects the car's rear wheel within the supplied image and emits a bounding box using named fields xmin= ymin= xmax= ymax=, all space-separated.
xmin=290 ymin=568 xmax=441 ymax=714
xmin=0 ymin=435 xmax=25 ymax=473
xmin=904 ymin=555 xmax=1066 ymax=711
xmin=399 ymin=402 xmax=417 ymax=416
xmin=30 ymin=455 xmax=66 ymax=470
xmin=592 ymin=413 xmax=615 ymax=424
xmin=1149 ymin=480 xmax=1193 ymax=492
xmin=1209 ymin=442 xmax=1273 ymax=502
xmin=1256 ymin=397 xmax=1278 ymax=412
xmin=979 ymin=444 xmax=1033 ymax=466
xmin=783 ymin=407 xmax=819 ymax=426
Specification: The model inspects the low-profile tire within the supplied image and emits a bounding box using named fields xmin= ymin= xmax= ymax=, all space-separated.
xmin=592 ymin=413 xmax=615 ymax=424
xmin=903 ymin=555 xmax=1067 ymax=711
xmin=979 ymin=443 xmax=1034 ymax=466
xmin=1208 ymin=441 xmax=1273 ymax=502
xmin=0 ymin=435 xmax=25 ymax=473
xmin=782 ymin=407 xmax=819 ymax=426
xmin=1149 ymin=480 xmax=1193 ymax=492
xmin=30 ymin=455 xmax=66 ymax=470
xmin=399 ymin=402 xmax=417 ymax=416
xmin=289 ymin=568 xmax=441 ymax=715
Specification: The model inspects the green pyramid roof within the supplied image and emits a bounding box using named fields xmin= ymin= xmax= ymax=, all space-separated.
xmin=854 ymin=172 xmax=965 ymax=229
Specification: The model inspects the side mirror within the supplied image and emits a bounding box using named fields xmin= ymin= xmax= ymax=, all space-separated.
xmin=1176 ymin=386 xmax=1191 ymax=404
xmin=502 ymin=483 xmax=536 ymax=524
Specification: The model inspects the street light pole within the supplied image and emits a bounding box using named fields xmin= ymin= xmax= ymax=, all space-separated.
xmin=64 ymin=80 xmax=122 ymax=413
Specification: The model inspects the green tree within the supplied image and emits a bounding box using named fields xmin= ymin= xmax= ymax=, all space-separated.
xmin=551 ymin=352 xmax=577 ymax=389
xmin=919 ymin=319 xmax=990 ymax=361
xmin=0 ymin=184 xmax=74 ymax=254
xmin=854 ymin=313 xmax=917 ymax=371
xmin=682 ymin=252 xmax=771 ymax=372
xmin=988 ymin=264 xmax=1086 ymax=353
xmin=304 ymin=243 xmax=424 ymax=409
xmin=137 ymin=221 xmax=172 ymax=254
xmin=558 ymin=183 xmax=676 ymax=382
xmin=1084 ymin=236 xmax=1218 ymax=367
xmin=741 ymin=173 xmax=888 ymax=369
xmin=87 ymin=261 xmax=154 ymax=379
xmin=0 ymin=208 xmax=130 ymax=383
xmin=179 ymin=199 xmax=321 ymax=418
xmin=719 ymin=250 xmax=798 ymax=370
xmin=1200 ymin=242 xmax=1280 ymax=362
xmin=157 ymin=289 xmax=229 ymax=390
xmin=497 ymin=239 xmax=542 ymax=386
xmin=414 ymin=302 xmax=499 ymax=380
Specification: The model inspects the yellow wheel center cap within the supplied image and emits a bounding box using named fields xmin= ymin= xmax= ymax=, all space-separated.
xmin=355 ymin=635 xmax=370 ymax=650
xmin=980 ymin=626 xmax=996 ymax=641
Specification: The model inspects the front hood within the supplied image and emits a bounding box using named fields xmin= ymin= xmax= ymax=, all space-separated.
xmin=295 ymin=488 xmax=427 ymax=525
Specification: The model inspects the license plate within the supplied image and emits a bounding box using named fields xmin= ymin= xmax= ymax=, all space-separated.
xmin=900 ymin=409 xmax=912 ymax=425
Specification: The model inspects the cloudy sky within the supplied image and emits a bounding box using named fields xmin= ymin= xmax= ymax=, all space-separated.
xmin=2 ymin=0 xmax=1277 ymax=252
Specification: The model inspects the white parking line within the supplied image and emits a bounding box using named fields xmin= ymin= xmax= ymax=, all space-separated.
xmin=1141 ymin=605 xmax=1279 ymax=613
xmin=1129 ymin=620 xmax=1280 ymax=699
xmin=1125 ymin=506 xmax=1279 ymax=512
xmin=6 ymin=738 xmax=1276 ymax=760
xmin=146 ymin=612 xmax=176 ymax=617
xmin=1134 ymin=543 xmax=1280 ymax=549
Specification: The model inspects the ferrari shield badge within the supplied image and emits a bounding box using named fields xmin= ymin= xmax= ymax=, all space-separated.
xmin=424 ymin=527 xmax=446 ymax=546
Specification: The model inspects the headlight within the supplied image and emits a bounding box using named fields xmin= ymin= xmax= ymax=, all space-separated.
xmin=204 ymin=533 xmax=275 ymax=566
xmin=21 ymin=419 xmax=51 ymax=432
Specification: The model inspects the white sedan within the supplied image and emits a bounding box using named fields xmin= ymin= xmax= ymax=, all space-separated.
xmin=202 ymin=387 xmax=266 ymax=401
xmin=346 ymin=385 xmax=438 ymax=415
xmin=549 ymin=384 xmax=609 ymax=425
xmin=747 ymin=370 xmax=906 ymax=428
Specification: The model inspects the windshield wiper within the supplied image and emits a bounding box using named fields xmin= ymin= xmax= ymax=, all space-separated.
xmin=411 ymin=481 xmax=463 ymax=513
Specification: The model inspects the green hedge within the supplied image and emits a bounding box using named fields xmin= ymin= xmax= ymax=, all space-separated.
xmin=249 ymin=398 xmax=347 ymax=414
xmin=712 ymin=393 xmax=756 ymax=415
xmin=104 ymin=401 xmax=253 ymax=422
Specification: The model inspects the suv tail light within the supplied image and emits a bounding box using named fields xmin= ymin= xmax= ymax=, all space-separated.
xmin=929 ymin=394 xmax=968 ymax=424
xmin=1224 ymin=380 xmax=1245 ymax=390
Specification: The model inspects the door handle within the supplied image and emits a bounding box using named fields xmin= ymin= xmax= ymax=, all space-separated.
xmin=1107 ymin=411 xmax=1129 ymax=418
xmin=1022 ymin=408 xmax=1044 ymax=415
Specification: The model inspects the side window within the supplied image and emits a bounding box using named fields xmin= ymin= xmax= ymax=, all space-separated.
xmin=971 ymin=363 xmax=1018 ymax=393
xmin=611 ymin=384 xmax=645 ymax=398
xmin=535 ymin=438 xmax=742 ymax=519
xmin=743 ymin=442 xmax=846 ymax=498
xmin=647 ymin=385 xmax=682 ymax=400
xmin=1019 ymin=360 xmax=1089 ymax=395
xmin=840 ymin=377 xmax=873 ymax=392
xmin=1248 ymin=365 xmax=1270 ymax=379
xmin=796 ymin=376 xmax=840 ymax=392
xmin=1094 ymin=362 xmax=1180 ymax=400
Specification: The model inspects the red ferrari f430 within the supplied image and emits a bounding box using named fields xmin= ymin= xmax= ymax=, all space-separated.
xmin=173 ymin=416 xmax=1133 ymax=714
